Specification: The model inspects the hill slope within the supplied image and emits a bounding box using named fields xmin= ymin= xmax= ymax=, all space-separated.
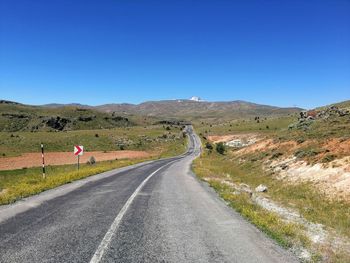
xmin=0 ymin=100 xmax=132 ymax=132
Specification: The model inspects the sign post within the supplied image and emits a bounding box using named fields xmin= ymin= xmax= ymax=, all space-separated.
xmin=41 ymin=143 xmax=46 ymax=179
xmin=74 ymin=145 xmax=84 ymax=170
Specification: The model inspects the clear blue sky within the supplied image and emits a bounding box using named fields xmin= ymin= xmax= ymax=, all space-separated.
xmin=1 ymin=0 xmax=349 ymax=108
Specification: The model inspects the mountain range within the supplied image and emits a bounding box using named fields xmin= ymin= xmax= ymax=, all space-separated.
xmin=43 ymin=99 xmax=302 ymax=119
xmin=0 ymin=98 xmax=303 ymax=131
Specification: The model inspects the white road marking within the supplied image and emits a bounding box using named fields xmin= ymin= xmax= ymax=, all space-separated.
xmin=89 ymin=160 xmax=177 ymax=263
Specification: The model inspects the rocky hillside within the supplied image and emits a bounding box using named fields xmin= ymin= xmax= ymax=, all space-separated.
xmin=0 ymin=100 xmax=132 ymax=132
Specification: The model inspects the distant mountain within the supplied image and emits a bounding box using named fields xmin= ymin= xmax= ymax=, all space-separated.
xmin=0 ymin=98 xmax=304 ymax=131
xmin=42 ymin=103 xmax=91 ymax=108
xmin=95 ymin=99 xmax=302 ymax=120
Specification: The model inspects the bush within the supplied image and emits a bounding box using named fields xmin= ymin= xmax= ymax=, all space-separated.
xmin=270 ymin=152 xmax=283 ymax=159
xmin=294 ymin=149 xmax=321 ymax=159
xmin=205 ymin=142 xmax=213 ymax=151
xmin=216 ymin=142 xmax=226 ymax=155
xmin=321 ymin=154 xmax=337 ymax=163
xmin=296 ymin=138 xmax=305 ymax=144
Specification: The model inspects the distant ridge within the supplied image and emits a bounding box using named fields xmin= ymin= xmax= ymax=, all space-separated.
xmin=37 ymin=98 xmax=303 ymax=120
xmin=1 ymin=98 xmax=304 ymax=126
xmin=42 ymin=103 xmax=91 ymax=108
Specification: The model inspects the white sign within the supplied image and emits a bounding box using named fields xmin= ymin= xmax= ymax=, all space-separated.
xmin=74 ymin=145 xmax=84 ymax=156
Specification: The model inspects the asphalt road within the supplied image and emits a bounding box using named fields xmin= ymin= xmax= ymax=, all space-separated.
xmin=0 ymin=127 xmax=298 ymax=263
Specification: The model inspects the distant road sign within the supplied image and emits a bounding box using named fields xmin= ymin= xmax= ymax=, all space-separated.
xmin=74 ymin=145 xmax=84 ymax=156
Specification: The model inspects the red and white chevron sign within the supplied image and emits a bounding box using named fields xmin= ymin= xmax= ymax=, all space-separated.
xmin=74 ymin=145 xmax=84 ymax=156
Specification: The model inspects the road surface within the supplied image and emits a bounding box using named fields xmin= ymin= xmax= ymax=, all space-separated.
xmin=0 ymin=127 xmax=297 ymax=263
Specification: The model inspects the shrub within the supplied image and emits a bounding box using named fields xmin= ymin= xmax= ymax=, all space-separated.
xmin=216 ymin=142 xmax=226 ymax=155
xmin=270 ymin=152 xmax=283 ymax=159
xmin=294 ymin=150 xmax=307 ymax=159
xmin=296 ymin=138 xmax=305 ymax=144
xmin=294 ymin=149 xmax=321 ymax=159
xmin=321 ymin=154 xmax=337 ymax=163
xmin=205 ymin=142 xmax=213 ymax=151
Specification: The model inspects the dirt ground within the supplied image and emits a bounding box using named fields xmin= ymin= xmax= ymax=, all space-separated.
xmin=0 ymin=151 xmax=151 ymax=170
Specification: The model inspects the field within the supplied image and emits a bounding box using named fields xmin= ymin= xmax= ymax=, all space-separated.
xmin=0 ymin=125 xmax=184 ymax=157
xmin=0 ymin=124 xmax=187 ymax=205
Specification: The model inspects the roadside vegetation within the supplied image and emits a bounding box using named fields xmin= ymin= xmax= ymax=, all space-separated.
xmin=193 ymin=150 xmax=350 ymax=262
xmin=193 ymin=101 xmax=350 ymax=262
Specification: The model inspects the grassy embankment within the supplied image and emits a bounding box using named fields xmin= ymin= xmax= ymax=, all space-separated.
xmin=193 ymin=112 xmax=350 ymax=262
xmin=0 ymin=125 xmax=187 ymax=205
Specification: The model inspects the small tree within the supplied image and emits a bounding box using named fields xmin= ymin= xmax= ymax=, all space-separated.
xmin=216 ymin=142 xmax=226 ymax=155
xmin=205 ymin=142 xmax=213 ymax=151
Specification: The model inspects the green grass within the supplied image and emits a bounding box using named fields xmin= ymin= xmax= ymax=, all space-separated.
xmin=0 ymin=103 xmax=136 ymax=131
xmin=194 ymin=115 xmax=297 ymax=136
xmin=0 ymin=125 xmax=185 ymax=157
xmin=194 ymin=110 xmax=350 ymax=142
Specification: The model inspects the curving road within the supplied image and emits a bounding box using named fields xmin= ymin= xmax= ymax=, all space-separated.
xmin=0 ymin=127 xmax=297 ymax=263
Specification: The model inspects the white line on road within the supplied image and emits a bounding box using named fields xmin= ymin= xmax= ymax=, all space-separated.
xmin=89 ymin=160 xmax=177 ymax=263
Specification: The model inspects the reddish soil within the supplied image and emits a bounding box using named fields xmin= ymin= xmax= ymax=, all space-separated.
xmin=0 ymin=151 xmax=151 ymax=171
xmin=237 ymin=138 xmax=301 ymax=155
xmin=323 ymin=138 xmax=350 ymax=156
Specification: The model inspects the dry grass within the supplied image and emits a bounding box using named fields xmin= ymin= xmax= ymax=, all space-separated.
xmin=192 ymin=149 xmax=350 ymax=262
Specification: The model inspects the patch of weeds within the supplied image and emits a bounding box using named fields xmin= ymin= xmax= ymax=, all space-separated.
xmin=294 ymin=148 xmax=321 ymax=159
xmin=296 ymin=138 xmax=305 ymax=144
xmin=270 ymin=152 xmax=283 ymax=159
xmin=321 ymin=154 xmax=337 ymax=163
